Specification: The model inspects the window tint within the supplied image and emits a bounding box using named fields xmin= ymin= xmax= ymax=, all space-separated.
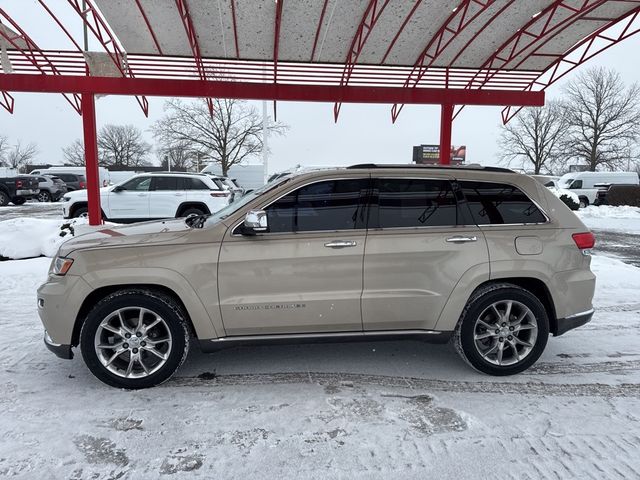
xmin=57 ymin=174 xmax=77 ymax=182
xmin=121 ymin=176 xmax=151 ymax=191
xmin=373 ymin=178 xmax=457 ymax=228
xmin=460 ymin=181 xmax=547 ymax=225
xmin=152 ymin=176 xmax=178 ymax=191
xmin=570 ymin=180 xmax=583 ymax=189
xmin=266 ymin=179 xmax=368 ymax=233
xmin=184 ymin=177 xmax=209 ymax=190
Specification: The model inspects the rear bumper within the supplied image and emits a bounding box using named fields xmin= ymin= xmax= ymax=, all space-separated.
xmin=555 ymin=309 xmax=594 ymax=336
xmin=44 ymin=331 xmax=73 ymax=359
xmin=15 ymin=189 xmax=39 ymax=198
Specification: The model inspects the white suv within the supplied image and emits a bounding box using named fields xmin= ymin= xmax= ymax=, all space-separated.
xmin=62 ymin=172 xmax=231 ymax=222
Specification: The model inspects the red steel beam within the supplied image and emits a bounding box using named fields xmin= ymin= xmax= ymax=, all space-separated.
xmin=134 ymin=0 xmax=163 ymax=55
xmin=81 ymin=93 xmax=102 ymax=226
xmin=0 ymin=72 xmax=545 ymax=107
xmin=502 ymin=6 xmax=640 ymax=123
xmin=174 ymin=0 xmax=214 ymax=116
xmin=334 ymin=0 xmax=391 ymax=121
xmin=273 ymin=0 xmax=284 ymax=119
xmin=229 ymin=0 xmax=240 ymax=58
xmin=390 ymin=0 xmax=496 ymax=123
xmin=310 ymin=0 xmax=329 ymax=61
xmin=456 ymin=0 xmax=612 ymax=118
xmin=439 ymin=104 xmax=454 ymax=165
xmin=0 ymin=8 xmax=82 ymax=114
xmin=66 ymin=0 xmax=149 ymax=116
xmin=1 ymin=90 xmax=14 ymax=113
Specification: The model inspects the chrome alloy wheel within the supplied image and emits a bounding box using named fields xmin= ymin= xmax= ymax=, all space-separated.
xmin=473 ymin=300 xmax=538 ymax=366
xmin=94 ymin=307 xmax=173 ymax=379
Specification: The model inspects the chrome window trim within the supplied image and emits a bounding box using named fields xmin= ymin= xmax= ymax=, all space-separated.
xmin=231 ymin=176 xmax=371 ymax=236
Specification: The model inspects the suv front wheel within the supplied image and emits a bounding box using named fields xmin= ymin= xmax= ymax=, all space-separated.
xmin=454 ymin=284 xmax=549 ymax=376
xmin=80 ymin=289 xmax=190 ymax=389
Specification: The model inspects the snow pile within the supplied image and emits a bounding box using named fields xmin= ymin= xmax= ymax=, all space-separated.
xmin=576 ymin=205 xmax=640 ymax=232
xmin=548 ymin=186 xmax=579 ymax=204
xmin=0 ymin=217 xmax=87 ymax=259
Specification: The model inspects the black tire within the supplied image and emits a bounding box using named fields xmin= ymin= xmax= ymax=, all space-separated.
xmin=72 ymin=206 xmax=88 ymax=218
xmin=37 ymin=191 xmax=51 ymax=202
xmin=453 ymin=284 xmax=549 ymax=376
xmin=0 ymin=190 xmax=8 ymax=206
xmin=80 ymin=289 xmax=190 ymax=389
xmin=11 ymin=197 xmax=26 ymax=205
xmin=179 ymin=207 xmax=205 ymax=218
xmin=579 ymin=196 xmax=589 ymax=209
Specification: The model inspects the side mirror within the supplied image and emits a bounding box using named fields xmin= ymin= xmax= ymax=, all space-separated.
xmin=243 ymin=209 xmax=268 ymax=234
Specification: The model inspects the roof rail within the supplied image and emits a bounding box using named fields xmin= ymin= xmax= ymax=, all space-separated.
xmin=346 ymin=163 xmax=514 ymax=173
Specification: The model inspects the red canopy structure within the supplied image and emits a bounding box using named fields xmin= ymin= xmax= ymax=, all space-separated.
xmin=1 ymin=0 xmax=640 ymax=225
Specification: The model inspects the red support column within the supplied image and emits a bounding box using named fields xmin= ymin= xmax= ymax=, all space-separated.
xmin=82 ymin=93 xmax=102 ymax=226
xmin=439 ymin=103 xmax=453 ymax=165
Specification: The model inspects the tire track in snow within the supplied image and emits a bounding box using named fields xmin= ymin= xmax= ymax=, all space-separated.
xmin=171 ymin=371 xmax=640 ymax=398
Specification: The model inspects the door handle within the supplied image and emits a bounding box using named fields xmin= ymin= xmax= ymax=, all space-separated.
xmin=324 ymin=240 xmax=358 ymax=248
xmin=446 ymin=236 xmax=477 ymax=243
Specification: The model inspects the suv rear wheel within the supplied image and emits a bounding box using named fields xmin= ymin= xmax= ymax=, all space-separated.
xmin=454 ymin=284 xmax=549 ymax=376
xmin=37 ymin=191 xmax=51 ymax=202
xmin=179 ymin=207 xmax=205 ymax=217
xmin=80 ymin=289 xmax=190 ymax=389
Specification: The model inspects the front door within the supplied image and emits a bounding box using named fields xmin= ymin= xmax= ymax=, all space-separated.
xmin=361 ymin=177 xmax=489 ymax=331
xmin=106 ymin=176 xmax=151 ymax=220
xmin=217 ymin=177 xmax=370 ymax=336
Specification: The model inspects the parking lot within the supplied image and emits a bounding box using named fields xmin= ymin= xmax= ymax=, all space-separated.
xmin=1 ymin=203 xmax=640 ymax=478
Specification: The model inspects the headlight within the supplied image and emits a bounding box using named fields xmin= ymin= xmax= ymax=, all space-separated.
xmin=52 ymin=256 xmax=74 ymax=276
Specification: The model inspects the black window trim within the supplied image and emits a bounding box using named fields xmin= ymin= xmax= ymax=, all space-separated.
xmin=367 ymin=176 xmax=461 ymax=231
xmin=457 ymin=178 xmax=551 ymax=227
xmin=231 ymin=176 xmax=372 ymax=236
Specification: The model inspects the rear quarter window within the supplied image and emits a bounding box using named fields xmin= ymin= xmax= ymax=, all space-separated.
xmin=459 ymin=181 xmax=547 ymax=225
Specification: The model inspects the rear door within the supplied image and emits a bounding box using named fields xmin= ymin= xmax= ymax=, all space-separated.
xmin=149 ymin=176 xmax=186 ymax=218
xmin=362 ymin=176 xmax=489 ymax=331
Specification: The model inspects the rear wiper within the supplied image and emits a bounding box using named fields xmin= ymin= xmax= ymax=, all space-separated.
xmin=185 ymin=213 xmax=209 ymax=229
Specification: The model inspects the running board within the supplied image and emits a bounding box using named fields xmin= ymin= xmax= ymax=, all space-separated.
xmin=198 ymin=329 xmax=453 ymax=352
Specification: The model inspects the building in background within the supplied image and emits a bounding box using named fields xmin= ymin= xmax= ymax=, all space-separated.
xmin=201 ymin=163 xmax=265 ymax=190
xmin=413 ymin=145 xmax=466 ymax=165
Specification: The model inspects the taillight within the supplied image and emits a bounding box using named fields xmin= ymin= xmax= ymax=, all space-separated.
xmin=572 ymin=232 xmax=595 ymax=250
xmin=210 ymin=191 xmax=229 ymax=197
xmin=16 ymin=180 xmax=23 ymax=188
xmin=79 ymin=181 xmax=86 ymax=189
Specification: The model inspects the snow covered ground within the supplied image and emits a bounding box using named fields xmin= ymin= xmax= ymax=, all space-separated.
xmin=577 ymin=205 xmax=640 ymax=233
xmin=0 ymin=206 xmax=639 ymax=478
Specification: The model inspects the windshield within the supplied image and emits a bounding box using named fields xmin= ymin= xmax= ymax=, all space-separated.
xmin=558 ymin=177 xmax=573 ymax=188
xmin=205 ymin=175 xmax=294 ymax=226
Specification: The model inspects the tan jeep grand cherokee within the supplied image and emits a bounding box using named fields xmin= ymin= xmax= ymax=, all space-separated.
xmin=38 ymin=165 xmax=596 ymax=389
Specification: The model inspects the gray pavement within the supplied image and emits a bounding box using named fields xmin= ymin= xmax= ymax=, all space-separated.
xmin=592 ymin=229 xmax=640 ymax=267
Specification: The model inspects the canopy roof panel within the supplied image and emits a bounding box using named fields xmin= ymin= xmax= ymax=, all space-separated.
xmin=95 ymin=0 xmax=638 ymax=71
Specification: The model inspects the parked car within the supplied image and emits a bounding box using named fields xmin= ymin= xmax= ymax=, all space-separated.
xmin=594 ymin=184 xmax=640 ymax=207
xmin=558 ymin=171 xmax=639 ymax=208
xmin=0 ymin=175 xmax=40 ymax=206
xmin=204 ymin=174 xmax=244 ymax=201
xmin=38 ymin=164 xmax=596 ymax=389
xmin=33 ymin=175 xmax=68 ymax=202
xmin=61 ymin=172 xmax=231 ymax=222
xmin=31 ymin=166 xmax=110 ymax=188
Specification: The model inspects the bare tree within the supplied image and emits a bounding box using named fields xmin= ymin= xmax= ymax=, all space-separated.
xmin=152 ymin=98 xmax=287 ymax=175
xmin=4 ymin=140 xmax=38 ymax=171
xmin=498 ymin=101 xmax=567 ymax=174
xmin=98 ymin=124 xmax=151 ymax=168
xmin=0 ymin=134 xmax=9 ymax=165
xmin=157 ymin=139 xmax=197 ymax=171
xmin=62 ymin=138 xmax=87 ymax=166
xmin=63 ymin=125 xmax=151 ymax=167
xmin=563 ymin=67 xmax=640 ymax=171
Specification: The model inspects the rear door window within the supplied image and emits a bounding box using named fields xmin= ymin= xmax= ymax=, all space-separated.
xmin=370 ymin=178 xmax=458 ymax=228
xmin=459 ymin=181 xmax=547 ymax=225
xmin=151 ymin=176 xmax=178 ymax=191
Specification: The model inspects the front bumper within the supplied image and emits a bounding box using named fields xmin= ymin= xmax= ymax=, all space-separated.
xmin=555 ymin=309 xmax=594 ymax=336
xmin=44 ymin=331 xmax=73 ymax=359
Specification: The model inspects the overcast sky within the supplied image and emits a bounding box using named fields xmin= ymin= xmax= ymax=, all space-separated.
xmin=1 ymin=0 xmax=640 ymax=174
